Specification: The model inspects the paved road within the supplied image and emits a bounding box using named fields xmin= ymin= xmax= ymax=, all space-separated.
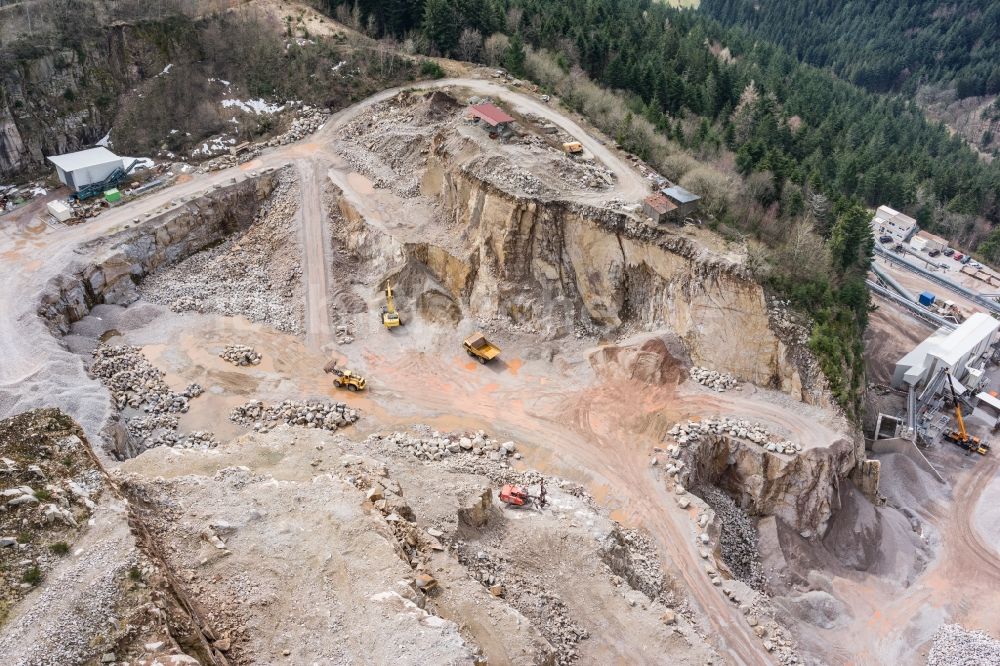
xmin=0 ymin=77 xmax=772 ymax=665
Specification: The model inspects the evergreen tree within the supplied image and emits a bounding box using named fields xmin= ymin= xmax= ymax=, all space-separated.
xmin=422 ymin=0 xmax=459 ymax=56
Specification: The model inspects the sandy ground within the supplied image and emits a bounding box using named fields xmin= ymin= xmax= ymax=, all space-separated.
xmin=865 ymin=295 xmax=936 ymax=385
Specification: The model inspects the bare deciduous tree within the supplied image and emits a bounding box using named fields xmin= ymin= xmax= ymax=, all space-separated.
xmin=457 ymin=28 xmax=482 ymax=63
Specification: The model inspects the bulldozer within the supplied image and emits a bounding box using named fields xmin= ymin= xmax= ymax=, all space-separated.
xmin=499 ymin=480 xmax=546 ymax=508
xmin=944 ymin=371 xmax=989 ymax=455
xmin=324 ymin=362 xmax=367 ymax=391
xmin=381 ymin=281 xmax=402 ymax=329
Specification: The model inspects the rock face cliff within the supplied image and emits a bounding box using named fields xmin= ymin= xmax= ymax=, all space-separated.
xmin=677 ymin=435 xmax=858 ymax=535
xmin=0 ymin=25 xmax=140 ymax=179
xmin=335 ymin=164 xmax=827 ymax=406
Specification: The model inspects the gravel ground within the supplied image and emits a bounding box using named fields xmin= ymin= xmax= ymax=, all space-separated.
xmin=928 ymin=623 xmax=1000 ymax=666
xmin=699 ymin=486 xmax=766 ymax=590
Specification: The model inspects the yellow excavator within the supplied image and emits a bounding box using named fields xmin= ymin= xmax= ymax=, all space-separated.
xmin=381 ymin=281 xmax=401 ymax=329
xmin=944 ymin=371 xmax=989 ymax=455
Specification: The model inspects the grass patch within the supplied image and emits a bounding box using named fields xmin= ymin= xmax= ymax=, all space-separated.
xmin=129 ymin=566 xmax=142 ymax=582
xmin=21 ymin=566 xmax=42 ymax=586
xmin=15 ymin=531 xmax=32 ymax=545
xmin=49 ymin=541 xmax=70 ymax=556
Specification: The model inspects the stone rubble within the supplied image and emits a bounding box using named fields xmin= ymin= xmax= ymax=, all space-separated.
xmin=928 ymin=623 xmax=1000 ymax=666
xmin=665 ymin=417 xmax=801 ymax=457
xmin=139 ymin=173 xmax=305 ymax=334
xmin=689 ymin=366 xmax=738 ymax=391
xmin=229 ymin=399 xmax=359 ymax=433
xmin=220 ymin=344 xmax=262 ymax=367
xmin=698 ymin=487 xmax=765 ymax=590
xmin=379 ymin=430 xmax=518 ymax=464
xmin=89 ymin=344 xmax=214 ymax=451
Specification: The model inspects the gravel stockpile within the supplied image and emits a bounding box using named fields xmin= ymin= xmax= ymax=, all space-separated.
xmin=229 ymin=399 xmax=359 ymax=433
xmin=928 ymin=624 xmax=1000 ymax=666
xmin=139 ymin=174 xmax=304 ymax=334
xmin=699 ymin=487 xmax=766 ymax=590
xmin=382 ymin=431 xmax=520 ymax=463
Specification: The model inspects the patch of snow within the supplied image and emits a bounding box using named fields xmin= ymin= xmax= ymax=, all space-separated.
xmin=157 ymin=63 xmax=173 ymax=77
xmin=30 ymin=187 xmax=47 ymax=197
xmin=190 ymin=137 xmax=232 ymax=157
xmin=331 ymin=60 xmax=346 ymax=72
xmin=221 ymin=98 xmax=285 ymax=115
xmin=96 ymin=131 xmax=111 ymax=147
xmin=169 ymin=129 xmax=179 ymax=135
xmin=208 ymin=78 xmax=232 ymax=87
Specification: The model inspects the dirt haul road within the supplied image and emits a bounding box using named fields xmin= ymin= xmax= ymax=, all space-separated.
xmin=0 ymin=78 xmax=761 ymax=663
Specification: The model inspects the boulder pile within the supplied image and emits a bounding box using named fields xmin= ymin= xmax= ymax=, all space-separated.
xmin=689 ymin=366 xmax=738 ymax=391
xmin=274 ymin=106 xmax=329 ymax=146
xmin=89 ymin=345 xmax=203 ymax=416
xmin=150 ymin=430 xmax=220 ymax=449
xmin=220 ymin=345 xmax=262 ymax=366
xmin=229 ymin=399 xmax=359 ymax=433
xmin=381 ymin=431 xmax=520 ymax=463
xmin=666 ymin=418 xmax=801 ymax=456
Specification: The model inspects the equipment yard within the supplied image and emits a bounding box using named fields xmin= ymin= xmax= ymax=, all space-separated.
xmin=2 ymin=59 xmax=1000 ymax=666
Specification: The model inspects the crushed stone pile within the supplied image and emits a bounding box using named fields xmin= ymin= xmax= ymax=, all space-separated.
xmin=928 ymin=623 xmax=1000 ymax=666
xmin=698 ymin=487 xmax=766 ymax=590
xmin=689 ymin=366 xmax=738 ymax=391
xmin=139 ymin=173 xmax=304 ymax=334
xmin=89 ymin=344 xmax=214 ymax=451
xmin=666 ymin=418 xmax=801 ymax=456
xmin=220 ymin=344 xmax=262 ymax=366
xmin=229 ymin=399 xmax=359 ymax=433
xmin=89 ymin=345 xmax=202 ymax=417
xmin=149 ymin=430 xmax=220 ymax=450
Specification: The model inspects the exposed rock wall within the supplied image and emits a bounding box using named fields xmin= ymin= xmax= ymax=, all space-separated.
xmin=350 ymin=161 xmax=825 ymax=405
xmin=37 ymin=174 xmax=276 ymax=334
xmin=677 ymin=435 xmax=858 ymax=535
xmin=0 ymin=26 xmax=138 ymax=179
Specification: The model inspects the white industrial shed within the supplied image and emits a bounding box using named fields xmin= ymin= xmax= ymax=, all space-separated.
xmin=46 ymin=147 xmax=124 ymax=193
xmin=892 ymin=312 xmax=1000 ymax=389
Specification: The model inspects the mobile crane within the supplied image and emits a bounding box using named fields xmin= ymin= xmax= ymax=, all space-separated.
xmin=944 ymin=371 xmax=989 ymax=455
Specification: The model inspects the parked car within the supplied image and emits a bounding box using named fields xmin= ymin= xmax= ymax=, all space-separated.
xmin=944 ymin=248 xmax=955 ymax=256
xmin=954 ymin=253 xmax=964 ymax=261
xmin=961 ymin=256 xmax=973 ymax=264
xmin=971 ymin=260 xmax=982 ymax=268
xmin=879 ymin=235 xmax=893 ymax=244
xmin=929 ymin=249 xmax=942 ymax=257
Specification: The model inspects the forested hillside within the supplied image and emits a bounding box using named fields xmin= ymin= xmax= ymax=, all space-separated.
xmin=699 ymin=0 xmax=1000 ymax=99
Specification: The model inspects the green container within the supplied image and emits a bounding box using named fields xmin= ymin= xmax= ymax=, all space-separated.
xmin=103 ymin=188 xmax=121 ymax=203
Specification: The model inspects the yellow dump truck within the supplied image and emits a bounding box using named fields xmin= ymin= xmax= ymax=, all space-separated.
xmin=463 ymin=332 xmax=501 ymax=364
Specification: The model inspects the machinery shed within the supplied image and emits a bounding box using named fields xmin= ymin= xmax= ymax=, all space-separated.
xmin=46 ymin=148 xmax=124 ymax=193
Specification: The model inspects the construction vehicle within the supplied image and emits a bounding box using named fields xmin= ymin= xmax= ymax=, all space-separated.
xmin=562 ymin=141 xmax=583 ymax=155
xmin=381 ymin=281 xmax=402 ymax=329
xmin=324 ymin=363 xmax=367 ymax=391
xmin=499 ymin=480 xmax=546 ymax=508
xmin=944 ymin=371 xmax=989 ymax=455
xmin=463 ymin=332 xmax=501 ymax=364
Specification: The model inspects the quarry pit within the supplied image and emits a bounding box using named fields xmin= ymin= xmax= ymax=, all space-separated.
xmin=1 ymin=77 xmax=999 ymax=666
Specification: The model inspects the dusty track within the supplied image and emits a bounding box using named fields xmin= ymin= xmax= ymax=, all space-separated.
xmin=295 ymin=159 xmax=332 ymax=348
